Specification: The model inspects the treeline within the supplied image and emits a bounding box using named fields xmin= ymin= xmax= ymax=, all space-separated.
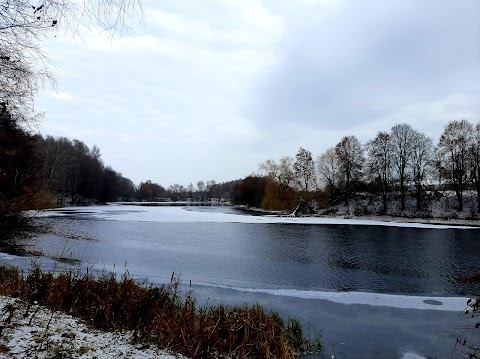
xmin=232 ymin=119 xmax=480 ymax=216
xmin=136 ymin=179 xmax=239 ymax=202
xmin=3 ymin=105 xmax=480 ymax=218
xmin=38 ymin=136 xmax=136 ymax=205
xmin=0 ymin=109 xmax=237 ymax=214
xmin=1 ymin=109 xmax=135 ymax=212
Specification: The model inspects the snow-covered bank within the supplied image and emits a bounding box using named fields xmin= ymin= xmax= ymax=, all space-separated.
xmin=0 ymin=296 xmax=184 ymax=359
xmin=344 ymin=214 xmax=480 ymax=228
xmin=36 ymin=205 xmax=478 ymax=229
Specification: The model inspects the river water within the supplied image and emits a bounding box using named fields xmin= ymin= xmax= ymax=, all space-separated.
xmin=2 ymin=204 xmax=480 ymax=359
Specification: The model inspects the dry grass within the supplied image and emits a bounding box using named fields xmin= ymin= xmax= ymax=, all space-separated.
xmin=455 ymin=272 xmax=480 ymax=358
xmin=0 ymin=265 xmax=320 ymax=358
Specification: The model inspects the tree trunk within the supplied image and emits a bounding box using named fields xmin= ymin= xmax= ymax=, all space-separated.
xmin=382 ymin=192 xmax=387 ymax=214
xmin=416 ymin=187 xmax=421 ymax=211
xmin=476 ymin=182 xmax=480 ymax=213
xmin=476 ymin=166 xmax=480 ymax=213
xmin=400 ymin=180 xmax=406 ymax=211
xmin=345 ymin=176 xmax=350 ymax=208
xmin=457 ymin=190 xmax=464 ymax=212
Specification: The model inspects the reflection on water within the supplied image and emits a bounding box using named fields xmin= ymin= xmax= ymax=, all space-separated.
xmin=15 ymin=210 xmax=480 ymax=295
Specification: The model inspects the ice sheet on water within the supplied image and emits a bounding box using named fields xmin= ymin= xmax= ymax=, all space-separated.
xmin=38 ymin=204 xmax=477 ymax=229
xmin=213 ymin=285 xmax=469 ymax=311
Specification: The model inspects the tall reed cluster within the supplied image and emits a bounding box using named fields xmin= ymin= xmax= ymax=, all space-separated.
xmin=0 ymin=265 xmax=321 ymax=358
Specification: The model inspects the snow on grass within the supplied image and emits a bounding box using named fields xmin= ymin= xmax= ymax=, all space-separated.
xmin=0 ymin=296 xmax=185 ymax=359
xmin=37 ymin=204 xmax=478 ymax=229
xmin=400 ymin=352 xmax=428 ymax=359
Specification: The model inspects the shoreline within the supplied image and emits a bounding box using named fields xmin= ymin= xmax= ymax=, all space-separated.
xmin=317 ymin=214 xmax=480 ymax=228
xmin=236 ymin=205 xmax=480 ymax=227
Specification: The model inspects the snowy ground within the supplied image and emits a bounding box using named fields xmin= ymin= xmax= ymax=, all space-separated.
xmin=0 ymin=296 xmax=185 ymax=359
xmin=338 ymin=214 xmax=480 ymax=228
xmin=324 ymin=193 xmax=480 ymax=226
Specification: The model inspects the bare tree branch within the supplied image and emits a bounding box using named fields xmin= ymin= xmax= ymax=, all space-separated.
xmin=0 ymin=0 xmax=143 ymax=123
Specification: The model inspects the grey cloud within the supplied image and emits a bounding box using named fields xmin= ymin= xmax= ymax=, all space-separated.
xmin=249 ymin=0 xmax=480 ymax=132
xmin=37 ymin=0 xmax=480 ymax=186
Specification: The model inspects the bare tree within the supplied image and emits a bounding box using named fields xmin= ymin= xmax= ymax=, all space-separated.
xmin=168 ymin=183 xmax=183 ymax=201
xmin=390 ymin=123 xmax=414 ymax=211
xmin=411 ymin=130 xmax=433 ymax=211
xmin=259 ymin=156 xmax=294 ymax=188
xmin=317 ymin=148 xmax=340 ymax=203
xmin=365 ymin=131 xmax=392 ymax=213
xmin=278 ymin=156 xmax=295 ymax=188
xmin=259 ymin=159 xmax=279 ymax=180
xmin=293 ymin=147 xmax=316 ymax=192
xmin=187 ymin=183 xmax=194 ymax=198
xmin=437 ymin=119 xmax=474 ymax=211
xmin=197 ymin=180 xmax=205 ymax=200
xmin=205 ymin=180 xmax=217 ymax=199
xmin=471 ymin=122 xmax=480 ymax=212
xmin=335 ymin=135 xmax=364 ymax=208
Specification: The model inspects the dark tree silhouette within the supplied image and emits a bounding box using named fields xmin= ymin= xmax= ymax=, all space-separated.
xmin=335 ymin=135 xmax=364 ymax=208
xmin=391 ymin=123 xmax=414 ymax=211
xmin=366 ymin=132 xmax=392 ymax=213
xmin=232 ymin=176 xmax=268 ymax=208
xmin=293 ymin=147 xmax=316 ymax=193
xmin=0 ymin=109 xmax=41 ymax=214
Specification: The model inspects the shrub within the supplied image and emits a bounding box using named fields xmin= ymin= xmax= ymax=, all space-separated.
xmin=456 ymin=272 xmax=480 ymax=358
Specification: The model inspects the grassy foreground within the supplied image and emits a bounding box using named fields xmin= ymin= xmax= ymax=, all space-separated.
xmin=0 ymin=265 xmax=321 ymax=358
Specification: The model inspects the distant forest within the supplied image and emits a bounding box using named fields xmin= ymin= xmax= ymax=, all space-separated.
xmin=0 ymin=109 xmax=238 ymax=213
xmin=2 ymin=109 xmax=480 ymax=219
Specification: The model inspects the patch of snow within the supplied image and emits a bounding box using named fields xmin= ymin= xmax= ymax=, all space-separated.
xmin=0 ymin=296 xmax=186 ymax=359
xmin=400 ymin=352 xmax=427 ymax=359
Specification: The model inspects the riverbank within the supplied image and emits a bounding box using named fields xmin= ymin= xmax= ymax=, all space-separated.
xmin=0 ymin=296 xmax=181 ymax=359
xmin=233 ymin=205 xmax=480 ymax=227
xmin=0 ymin=265 xmax=311 ymax=358
xmin=318 ymin=214 xmax=480 ymax=228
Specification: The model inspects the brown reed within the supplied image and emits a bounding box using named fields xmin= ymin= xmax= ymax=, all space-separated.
xmin=0 ymin=265 xmax=321 ymax=358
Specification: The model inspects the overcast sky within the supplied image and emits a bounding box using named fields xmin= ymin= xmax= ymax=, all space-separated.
xmin=36 ymin=0 xmax=480 ymax=187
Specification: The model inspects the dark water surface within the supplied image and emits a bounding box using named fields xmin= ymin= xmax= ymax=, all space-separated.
xmin=20 ymin=213 xmax=480 ymax=295
xmin=3 ymin=205 xmax=480 ymax=359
